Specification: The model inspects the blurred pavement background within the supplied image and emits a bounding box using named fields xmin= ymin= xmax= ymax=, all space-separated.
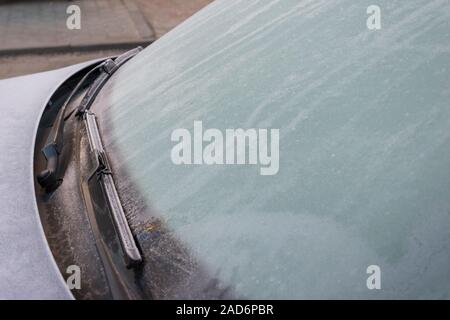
xmin=0 ymin=0 xmax=212 ymax=79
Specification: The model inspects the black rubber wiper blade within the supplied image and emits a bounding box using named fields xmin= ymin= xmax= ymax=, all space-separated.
xmin=75 ymin=47 xmax=142 ymax=117
xmin=83 ymin=112 xmax=142 ymax=267
xmin=37 ymin=47 xmax=142 ymax=192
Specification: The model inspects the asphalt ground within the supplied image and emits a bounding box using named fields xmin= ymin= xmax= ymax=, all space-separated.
xmin=0 ymin=0 xmax=212 ymax=79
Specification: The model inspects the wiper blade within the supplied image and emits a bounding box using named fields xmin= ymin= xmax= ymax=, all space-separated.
xmin=83 ymin=112 xmax=142 ymax=267
xmin=75 ymin=47 xmax=142 ymax=117
xmin=37 ymin=47 xmax=142 ymax=192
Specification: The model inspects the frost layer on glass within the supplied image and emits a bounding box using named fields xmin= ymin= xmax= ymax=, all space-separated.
xmin=93 ymin=0 xmax=450 ymax=298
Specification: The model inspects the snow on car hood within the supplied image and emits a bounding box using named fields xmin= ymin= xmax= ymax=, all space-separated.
xmin=0 ymin=61 xmax=101 ymax=299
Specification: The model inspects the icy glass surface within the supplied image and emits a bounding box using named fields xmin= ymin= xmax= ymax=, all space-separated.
xmin=93 ymin=0 xmax=450 ymax=298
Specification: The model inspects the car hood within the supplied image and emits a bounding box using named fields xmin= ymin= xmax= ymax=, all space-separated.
xmin=0 ymin=61 xmax=102 ymax=299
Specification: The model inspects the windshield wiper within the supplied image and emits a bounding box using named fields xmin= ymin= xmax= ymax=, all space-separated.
xmin=82 ymin=112 xmax=142 ymax=267
xmin=74 ymin=47 xmax=142 ymax=117
xmin=37 ymin=47 xmax=142 ymax=192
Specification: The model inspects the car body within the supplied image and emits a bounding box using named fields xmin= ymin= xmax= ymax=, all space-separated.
xmin=1 ymin=0 xmax=450 ymax=299
xmin=0 ymin=61 xmax=99 ymax=299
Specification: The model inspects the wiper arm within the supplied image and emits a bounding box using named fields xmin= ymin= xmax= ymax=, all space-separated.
xmin=37 ymin=47 xmax=142 ymax=192
xmin=37 ymin=64 xmax=103 ymax=191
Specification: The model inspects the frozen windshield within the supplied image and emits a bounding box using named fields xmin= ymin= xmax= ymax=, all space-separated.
xmin=91 ymin=0 xmax=450 ymax=298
